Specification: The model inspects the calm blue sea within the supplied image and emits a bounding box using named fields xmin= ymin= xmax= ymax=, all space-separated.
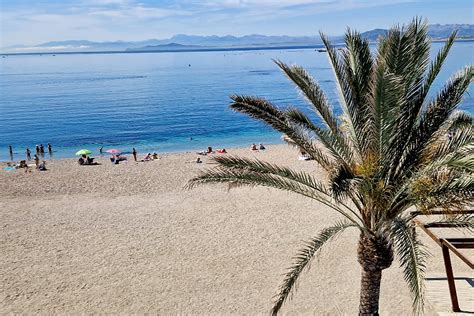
xmin=1 ymin=42 xmax=473 ymax=161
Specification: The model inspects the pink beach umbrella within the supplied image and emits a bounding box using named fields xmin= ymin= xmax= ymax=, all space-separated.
xmin=106 ymin=149 xmax=121 ymax=154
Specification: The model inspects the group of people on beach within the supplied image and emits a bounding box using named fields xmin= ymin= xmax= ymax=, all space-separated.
xmin=5 ymin=144 xmax=52 ymax=173
xmin=5 ymin=155 xmax=47 ymax=173
xmin=8 ymin=143 xmax=53 ymax=162
xmin=5 ymin=142 xmax=270 ymax=173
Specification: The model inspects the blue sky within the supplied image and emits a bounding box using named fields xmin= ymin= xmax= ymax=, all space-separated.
xmin=1 ymin=0 xmax=473 ymax=46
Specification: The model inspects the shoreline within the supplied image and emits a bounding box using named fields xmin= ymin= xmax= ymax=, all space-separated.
xmin=1 ymin=139 xmax=285 ymax=163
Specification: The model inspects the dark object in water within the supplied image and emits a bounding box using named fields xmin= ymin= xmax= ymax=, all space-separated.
xmin=317 ymin=49 xmax=327 ymax=53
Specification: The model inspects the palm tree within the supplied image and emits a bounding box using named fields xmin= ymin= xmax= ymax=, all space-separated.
xmin=187 ymin=19 xmax=473 ymax=315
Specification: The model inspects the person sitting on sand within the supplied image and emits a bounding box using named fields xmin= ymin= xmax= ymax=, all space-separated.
xmin=110 ymin=154 xmax=118 ymax=164
xmin=217 ymin=148 xmax=227 ymax=154
xmin=207 ymin=146 xmax=213 ymax=154
xmin=18 ymin=160 xmax=27 ymax=168
xmin=38 ymin=161 xmax=47 ymax=171
xmin=251 ymin=143 xmax=258 ymax=151
xmin=186 ymin=157 xmax=203 ymax=164
xmin=152 ymin=152 xmax=158 ymax=160
xmin=298 ymin=150 xmax=311 ymax=161
xmin=143 ymin=153 xmax=152 ymax=161
xmin=259 ymin=143 xmax=266 ymax=150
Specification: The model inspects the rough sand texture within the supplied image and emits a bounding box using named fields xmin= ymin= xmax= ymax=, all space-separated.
xmin=1 ymin=145 xmax=471 ymax=314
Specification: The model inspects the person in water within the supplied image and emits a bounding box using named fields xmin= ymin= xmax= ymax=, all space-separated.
xmin=99 ymin=146 xmax=104 ymax=155
xmin=132 ymin=148 xmax=137 ymax=162
xmin=8 ymin=145 xmax=13 ymax=160
xmin=26 ymin=147 xmax=31 ymax=160
xmin=35 ymin=145 xmax=40 ymax=155
xmin=47 ymin=143 xmax=52 ymax=155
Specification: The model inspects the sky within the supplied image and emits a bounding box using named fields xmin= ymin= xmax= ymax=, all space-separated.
xmin=1 ymin=0 xmax=473 ymax=47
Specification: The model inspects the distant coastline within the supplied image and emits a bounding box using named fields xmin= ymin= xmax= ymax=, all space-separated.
xmin=3 ymin=23 xmax=472 ymax=56
xmin=2 ymin=38 xmax=473 ymax=57
xmin=1 ymin=44 xmax=327 ymax=56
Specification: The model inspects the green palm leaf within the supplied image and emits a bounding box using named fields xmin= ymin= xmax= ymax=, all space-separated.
xmin=390 ymin=218 xmax=429 ymax=314
xmin=271 ymin=220 xmax=357 ymax=315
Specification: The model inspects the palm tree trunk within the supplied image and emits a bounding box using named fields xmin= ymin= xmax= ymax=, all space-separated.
xmin=359 ymin=268 xmax=382 ymax=315
xmin=357 ymin=234 xmax=394 ymax=316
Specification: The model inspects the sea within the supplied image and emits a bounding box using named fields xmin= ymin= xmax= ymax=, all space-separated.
xmin=1 ymin=42 xmax=473 ymax=161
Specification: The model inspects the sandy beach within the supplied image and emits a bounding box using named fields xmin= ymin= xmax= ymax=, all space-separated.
xmin=1 ymin=144 xmax=471 ymax=314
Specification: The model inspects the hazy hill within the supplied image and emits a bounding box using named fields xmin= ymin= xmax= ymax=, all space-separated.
xmin=3 ymin=24 xmax=472 ymax=54
xmin=360 ymin=24 xmax=474 ymax=41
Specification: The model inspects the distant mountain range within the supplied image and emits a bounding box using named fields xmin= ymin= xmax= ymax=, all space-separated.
xmin=3 ymin=24 xmax=473 ymax=54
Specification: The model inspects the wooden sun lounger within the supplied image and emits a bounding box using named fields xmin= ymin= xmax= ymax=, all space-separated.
xmin=412 ymin=210 xmax=474 ymax=312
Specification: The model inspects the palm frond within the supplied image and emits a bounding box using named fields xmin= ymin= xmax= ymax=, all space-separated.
xmin=274 ymin=60 xmax=340 ymax=134
xmin=341 ymin=29 xmax=374 ymax=154
xmin=420 ymin=30 xmax=458 ymax=102
xmin=369 ymin=64 xmax=405 ymax=160
xmin=382 ymin=28 xmax=454 ymax=180
xmin=271 ymin=220 xmax=357 ymax=315
xmin=391 ymin=217 xmax=429 ymax=314
xmin=320 ymin=31 xmax=363 ymax=157
xmin=425 ymin=212 xmax=474 ymax=232
xmin=420 ymin=111 xmax=474 ymax=164
xmin=229 ymin=95 xmax=334 ymax=171
xmin=186 ymin=156 xmax=363 ymax=225
xmin=392 ymin=65 xmax=474 ymax=180
xmin=284 ymin=107 xmax=354 ymax=165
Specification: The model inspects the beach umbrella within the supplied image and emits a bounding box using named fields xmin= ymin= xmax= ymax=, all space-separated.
xmin=75 ymin=149 xmax=92 ymax=156
xmin=106 ymin=149 xmax=121 ymax=154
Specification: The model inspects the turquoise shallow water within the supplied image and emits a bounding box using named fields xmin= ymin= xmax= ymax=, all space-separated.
xmin=1 ymin=42 xmax=473 ymax=161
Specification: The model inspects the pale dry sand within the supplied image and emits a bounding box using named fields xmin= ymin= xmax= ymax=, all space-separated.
xmin=0 ymin=145 xmax=471 ymax=314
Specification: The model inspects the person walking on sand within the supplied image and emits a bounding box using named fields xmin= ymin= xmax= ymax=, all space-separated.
xmin=132 ymin=148 xmax=137 ymax=162
xmin=26 ymin=147 xmax=31 ymax=160
xmin=8 ymin=145 xmax=13 ymax=160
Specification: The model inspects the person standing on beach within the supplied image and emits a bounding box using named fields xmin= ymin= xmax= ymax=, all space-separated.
xmin=132 ymin=148 xmax=137 ymax=162
xmin=34 ymin=154 xmax=39 ymax=169
xmin=8 ymin=145 xmax=13 ymax=161
xmin=26 ymin=147 xmax=31 ymax=160
xmin=47 ymin=143 xmax=52 ymax=156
